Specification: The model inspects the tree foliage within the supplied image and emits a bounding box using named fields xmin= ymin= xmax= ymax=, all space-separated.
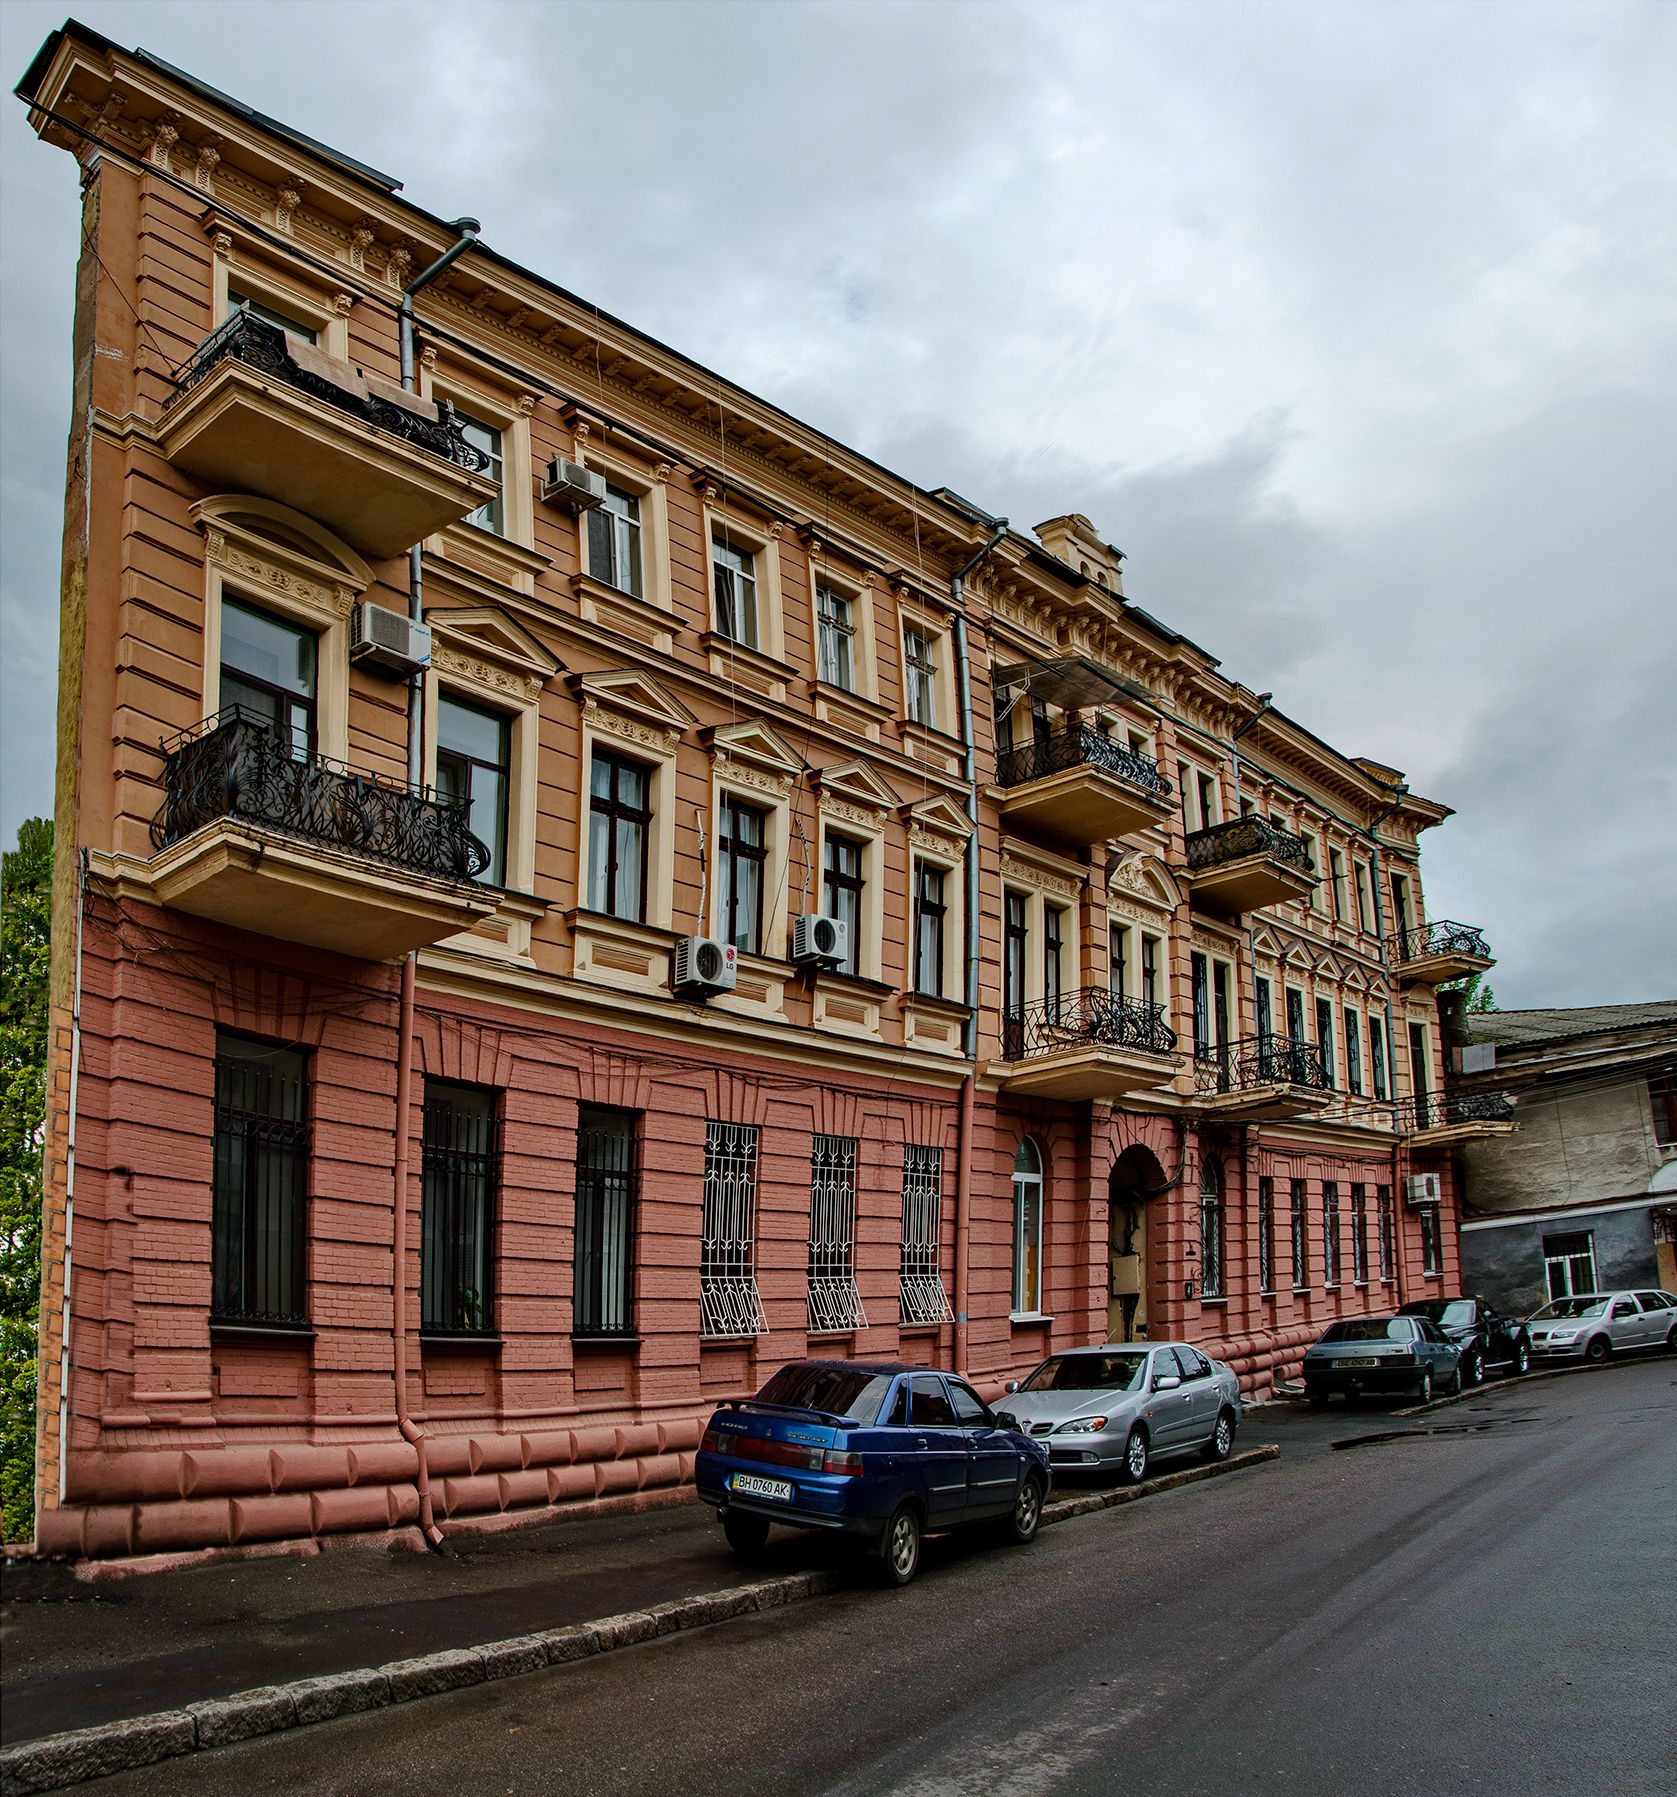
xmin=1451 ymin=970 xmax=1500 ymax=1013
xmin=1 ymin=818 xmax=51 ymax=1542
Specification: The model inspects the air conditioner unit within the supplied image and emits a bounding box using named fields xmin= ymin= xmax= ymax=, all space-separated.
xmin=1406 ymin=1173 xmax=1443 ymax=1208
xmin=672 ymin=935 xmax=738 ymax=996
xmin=541 ymin=458 xmax=607 ymax=512
xmin=350 ymin=603 xmax=431 ymax=677
xmin=791 ymin=913 xmax=848 ymax=966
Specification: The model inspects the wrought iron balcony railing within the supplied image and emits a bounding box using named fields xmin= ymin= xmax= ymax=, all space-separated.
xmin=1390 ymin=920 xmax=1492 ymax=964
xmin=168 ymin=311 xmax=492 ymax=474
xmin=1184 ymin=816 xmax=1314 ymax=874
xmin=1398 ymin=1090 xmax=1516 ymax=1133
xmin=996 ymin=726 xmax=1173 ymax=801
xmin=1001 ymin=988 xmax=1178 ymax=1062
xmin=151 ymin=708 xmax=491 ymax=883
xmin=1194 ymin=1033 xmax=1332 ymax=1095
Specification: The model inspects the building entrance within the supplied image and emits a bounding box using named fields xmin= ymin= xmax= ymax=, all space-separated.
xmin=1108 ymin=1146 xmax=1166 ymax=1342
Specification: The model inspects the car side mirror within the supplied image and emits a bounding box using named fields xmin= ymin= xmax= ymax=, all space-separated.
xmin=1153 ymin=1373 xmax=1181 ymax=1392
xmin=1004 ymin=1380 xmax=1020 ymax=1395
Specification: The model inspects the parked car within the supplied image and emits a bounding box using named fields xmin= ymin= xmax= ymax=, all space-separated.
xmin=1524 ymin=1289 xmax=1677 ymax=1363
xmin=1302 ymin=1313 xmax=1463 ymax=1404
xmin=695 ymin=1360 xmax=1051 ymax=1587
xmin=988 ymin=1342 xmax=1242 ymax=1483
xmin=1397 ymin=1296 xmax=1531 ymax=1384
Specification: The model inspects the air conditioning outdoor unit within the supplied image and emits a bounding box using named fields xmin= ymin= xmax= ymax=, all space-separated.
xmin=672 ymin=935 xmax=738 ymax=996
xmin=791 ymin=913 xmax=848 ymax=966
xmin=1406 ymin=1172 xmax=1443 ymax=1207
xmin=350 ymin=602 xmax=432 ymax=677
xmin=541 ymin=458 xmax=607 ymax=512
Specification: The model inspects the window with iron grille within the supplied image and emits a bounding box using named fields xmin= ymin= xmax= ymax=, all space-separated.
xmin=1290 ymin=1178 xmax=1309 ymax=1290
xmin=1351 ymin=1183 xmax=1369 ymax=1283
xmin=816 ymin=585 xmax=856 ymax=690
xmin=1377 ymin=1185 xmax=1395 ymax=1281
xmin=1421 ymin=1204 xmax=1443 ymax=1277
xmin=899 ymin=1144 xmax=950 ymax=1325
xmin=1323 ymin=1180 xmax=1342 ymax=1286
xmin=808 ymin=1134 xmax=865 ymax=1332
xmin=701 ymin=1120 xmax=766 ymax=1337
xmin=574 ymin=1106 xmax=637 ymax=1338
xmin=1258 ymin=1176 xmax=1275 ymax=1294
xmin=421 ymin=1083 xmax=498 ymax=1336
xmin=211 ymin=1035 xmax=310 ymax=1326
xmin=1542 ymin=1229 xmax=1594 ymax=1298
xmin=1199 ymin=1155 xmax=1225 ymax=1299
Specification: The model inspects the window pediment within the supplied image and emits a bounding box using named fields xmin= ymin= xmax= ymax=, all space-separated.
xmin=706 ymin=720 xmax=804 ymax=779
xmin=1107 ymin=852 xmax=1182 ymax=911
xmin=815 ymin=759 xmax=901 ymax=813
xmin=573 ymin=668 xmax=696 ymax=736
xmin=906 ymin=793 xmax=974 ymax=850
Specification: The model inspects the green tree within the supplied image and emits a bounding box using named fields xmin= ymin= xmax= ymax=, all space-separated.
xmin=1451 ymin=970 xmax=1500 ymax=1013
xmin=1 ymin=818 xmax=52 ymax=1542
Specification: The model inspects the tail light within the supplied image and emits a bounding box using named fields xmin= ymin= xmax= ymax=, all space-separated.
xmin=822 ymin=1450 xmax=864 ymax=1477
xmin=701 ymin=1428 xmax=722 ymax=1455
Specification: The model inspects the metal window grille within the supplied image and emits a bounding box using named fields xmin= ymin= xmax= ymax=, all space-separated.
xmin=575 ymin=1106 xmax=637 ymax=1337
xmin=899 ymin=1145 xmax=951 ymax=1324
xmin=1377 ymin=1185 xmax=1395 ymax=1281
xmin=808 ymin=1134 xmax=865 ymax=1332
xmin=1324 ymin=1181 xmax=1342 ymax=1286
xmin=421 ymin=1085 xmax=497 ymax=1335
xmin=1541 ymin=1229 xmax=1595 ymax=1299
xmin=1421 ymin=1205 xmax=1443 ymax=1277
xmin=212 ymin=1042 xmax=309 ymax=1325
xmin=1290 ymin=1178 xmax=1310 ymax=1289
xmin=1351 ymin=1184 xmax=1369 ymax=1282
xmin=701 ymin=1120 xmax=766 ymax=1337
xmin=1199 ymin=1157 xmax=1225 ymax=1299
xmin=1258 ymin=1176 xmax=1275 ymax=1293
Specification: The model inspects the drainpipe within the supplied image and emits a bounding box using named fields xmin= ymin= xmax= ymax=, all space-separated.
xmin=1364 ymin=785 xmax=1409 ymax=1299
xmin=950 ymin=517 xmax=1007 ymax=1370
xmin=1227 ymin=694 xmax=1275 ymax=1057
xmin=391 ymin=219 xmax=479 ymax=1548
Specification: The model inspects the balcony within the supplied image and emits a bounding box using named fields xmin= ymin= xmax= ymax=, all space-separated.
xmin=996 ymin=989 xmax=1180 ymax=1100
xmin=1183 ymin=817 xmax=1316 ymax=916
xmin=155 ymin=313 xmax=498 ymax=559
xmin=147 ymin=709 xmax=499 ymax=960
xmin=1389 ymin=920 xmax=1495 ymax=985
xmin=1400 ymin=1090 xmax=1517 ymax=1148
xmin=996 ymin=727 xmax=1174 ymax=844
xmin=1192 ymin=1034 xmax=1336 ymax=1121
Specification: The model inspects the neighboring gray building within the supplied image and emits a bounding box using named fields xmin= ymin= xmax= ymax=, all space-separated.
xmin=1444 ymin=1001 xmax=1677 ymax=1315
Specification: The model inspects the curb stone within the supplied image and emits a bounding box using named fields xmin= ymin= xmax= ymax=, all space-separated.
xmin=0 ymin=1446 xmax=1276 ymax=1794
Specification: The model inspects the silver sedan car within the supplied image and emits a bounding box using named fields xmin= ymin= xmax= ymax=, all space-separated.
xmin=990 ymin=1343 xmax=1243 ymax=1483
xmin=1526 ymin=1289 xmax=1677 ymax=1362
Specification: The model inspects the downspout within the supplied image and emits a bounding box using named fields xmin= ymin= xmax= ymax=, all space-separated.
xmin=1364 ymin=785 xmax=1409 ymax=1302
xmin=393 ymin=219 xmax=480 ymax=1548
xmin=950 ymin=517 xmax=1007 ymax=1370
xmin=1228 ymin=694 xmax=1275 ymax=1059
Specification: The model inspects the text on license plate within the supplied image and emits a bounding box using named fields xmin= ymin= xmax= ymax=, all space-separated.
xmin=1342 ymin=1358 xmax=1380 ymax=1369
xmin=731 ymin=1472 xmax=794 ymax=1502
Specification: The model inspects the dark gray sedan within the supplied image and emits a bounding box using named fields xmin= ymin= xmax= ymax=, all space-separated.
xmin=1302 ymin=1313 xmax=1463 ymax=1404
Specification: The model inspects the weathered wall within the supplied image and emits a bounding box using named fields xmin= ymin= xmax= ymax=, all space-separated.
xmin=1462 ymin=1206 xmax=1660 ymax=1317
xmin=1461 ymin=1077 xmax=1659 ymax=1216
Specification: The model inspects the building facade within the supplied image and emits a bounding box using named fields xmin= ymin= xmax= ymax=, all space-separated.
xmin=18 ymin=23 xmax=1509 ymax=1559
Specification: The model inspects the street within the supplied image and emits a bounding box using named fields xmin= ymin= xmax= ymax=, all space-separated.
xmin=83 ymin=1355 xmax=1676 ymax=1797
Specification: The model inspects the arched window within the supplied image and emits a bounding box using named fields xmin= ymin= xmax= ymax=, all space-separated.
xmin=1012 ymin=1139 xmax=1044 ymax=1314
xmin=1199 ymin=1155 xmax=1225 ymax=1299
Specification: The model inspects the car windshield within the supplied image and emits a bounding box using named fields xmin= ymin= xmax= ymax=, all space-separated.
xmin=1019 ymin=1352 xmax=1148 ymax=1393
xmin=1530 ymin=1297 xmax=1608 ymax=1320
xmin=1320 ymin=1319 xmax=1410 ymax=1343
xmin=752 ymin=1365 xmax=893 ymax=1421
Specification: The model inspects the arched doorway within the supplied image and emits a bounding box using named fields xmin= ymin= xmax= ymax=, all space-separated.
xmin=1108 ymin=1145 xmax=1166 ymax=1342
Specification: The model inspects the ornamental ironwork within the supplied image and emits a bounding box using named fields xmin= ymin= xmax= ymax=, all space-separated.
xmin=995 ymin=725 xmax=1173 ymax=801
xmin=899 ymin=1145 xmax=952 ymax=1326
xmin=1000 ymin=988 xmax=1178 ymax=1062
xmin=168 ymin=310 xmax=491 ymax=474
xmin=1194 ymin=1032 xmax=1332 ymax=1095
xmin=808 ymin=1133 xmax=866 ymax=1333
xmin=1400 ymin=1090 xmax=1516 ymax=1133
xmin=1184 ymin=816 xmax=1313 ymax=874
xmin=151 ymin=707 xmax=491 ymax=881
xmin=700 ymin=1120 xmax=767 ymax=1338
xmin=1390 ymin=919 xmax=1493 ymax=963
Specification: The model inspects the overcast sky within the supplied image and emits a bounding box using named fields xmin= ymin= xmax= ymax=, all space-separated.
xmin=2 ymin=0 xmax=1672 ymax=1005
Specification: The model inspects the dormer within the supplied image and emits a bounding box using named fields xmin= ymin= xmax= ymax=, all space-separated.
xmin=1034 ymin=514 xmax=1125 ymax=597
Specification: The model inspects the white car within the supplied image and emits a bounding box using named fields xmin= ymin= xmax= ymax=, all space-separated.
xmin=1525 ymin=1289 xmax=1677 ymax=1362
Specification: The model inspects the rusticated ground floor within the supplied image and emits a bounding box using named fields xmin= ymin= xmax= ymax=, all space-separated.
xmin=32 ymin=895 xmax=1462 ymax=1558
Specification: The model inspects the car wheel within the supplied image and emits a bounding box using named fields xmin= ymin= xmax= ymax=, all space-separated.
xmin=1448 ymin=1361 xmax=1463 ymax=1396
xmin=1585 ymin=1334 xmax=1611 ymax=1364
xmin=1511 ymin=1341 xmax=1530 ymax=1375
xmin=1201 ymin=1407 xmax=1236 ymax=1463
xmin=1463 ymin=1349 xmax=1484 ymax=1387
xmin=1306 ymin=1388 xmax=1329 ymax=1408
xmin=1415 ymin=1367 xmax=1433 ymax=1404
xmin=878 ymin=1502 xmax=922 ymax=1587
xmin=1120 ymin=1425 xmax=1150 ymax=1484
xmin=1003 ymin=1476 xmax=1045 ymax=1546
xmin=722 ymin=1509 xmax=769 ymax=1558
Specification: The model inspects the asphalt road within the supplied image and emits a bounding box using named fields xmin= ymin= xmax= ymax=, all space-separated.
xmin=87 ymin=1357 xmax=1677 ymax=1797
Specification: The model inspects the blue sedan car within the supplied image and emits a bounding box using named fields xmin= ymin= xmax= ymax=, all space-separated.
xmin=696 ymin=1359 xmax=1052 ymax=1585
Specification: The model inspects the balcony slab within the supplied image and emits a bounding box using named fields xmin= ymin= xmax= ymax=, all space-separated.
xmin=1407 ymin=1118 xmax=1518 ymax=1149
xmin=991 ymin=1045 xmax=1181 ymax=1101
xmin=1391 ymin=949 xmax=1495 ymax=986
xmin=1190 ymin=1084 xmax=1336 ymax=1123
xmin=1186 ymin=853 xmax=1317 ymax=917
xmin=998 ymin=768 xmax=1172 ymax=845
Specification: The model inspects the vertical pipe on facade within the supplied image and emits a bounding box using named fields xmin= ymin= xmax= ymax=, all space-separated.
xmin=949 ymin=520 xmax=1007 ymax=1367
xmin=56 ymin=851 xmax=90 ymax=1512
xmin=1364 ymin=787 xmax=1409 ymax=1297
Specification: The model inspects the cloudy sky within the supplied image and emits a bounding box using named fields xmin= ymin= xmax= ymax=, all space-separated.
xmin=2 ymin=0 xmax=1672 ymax=1005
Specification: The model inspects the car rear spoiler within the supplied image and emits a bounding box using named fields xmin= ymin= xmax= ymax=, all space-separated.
xmin=714 ymin=1398 xmax=858 ymax=1426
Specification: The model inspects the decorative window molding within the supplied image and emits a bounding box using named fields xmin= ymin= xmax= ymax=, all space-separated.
xmin=570 ymin=426 xmax=678 ymax=650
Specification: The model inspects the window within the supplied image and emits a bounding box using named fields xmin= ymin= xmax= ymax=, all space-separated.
xmin=1316 ymin=997 xmax=1335 ymax=1089
xmin=910 ymin=1375 xmax=957 ymax=1426
xmin=1377 ymin=1185 xmax=1395 ymax=1281
xmin=1199 ymin=1156 xmax=1225 ymax=1299
xmin=588 ymin=750 xmax=651 ymax=922
xmin=1012 ymin=1138 xmax=1044 ymax=1314
xmin=1371 ymin=1015 xmax=1389 ymax=1101
xmin=1286 ymin=986 xmax=1307 ymax=1044
xmin=718 ymin=796 xmax=768 ymax=955
xmin=1543 ymin=1230 xmax=1596 ymax=1300
xmin=1649 ymin=1069 xmax=1677 ymax=1149
xmin=1003 ymin=890 xmax=1028 ymax=1038
xmin=1196 ymin=770 xmax=1219 ymax=831
xmin=913 ymin=860 xmax=947 ymax=997
xmin=1329 ymin=848 xmax=1348 ymax=920
xmin=1420 ymin=1204 xmax=1443 ymax=1277
xmin=421 ymin=1083 xmax=497 ymax=1336
xmin=701 ymin=1120 xmax=765 ymax=1337
xmin=229 ymin=287 xmax=317 ymax=342
xmin=1140 ymin=934 xmax=1161 ymax=1012
xmin=1323 ymin=1181 xmax=1341 ymax=1286
xmin=587 ymin=481 xmax=644 ymax=598
xmin=211 ymin=1036 xmax=309 ymax=1326
xmin=1355 ymin=863 xmax=1374 ymax=933
xmin=822 ymin=834 xmax=864 ymax=975
xmin=900 ymin=1145 xmax=949 ymax=1324
xmin=815 ymin=584 xmax=856 ymax=690
xmin=903 ymin=622 xmax=938 ymax=727
xmin=574 ymin=1106 xmax=636 ymax=1338
xmin=808 ymin=1134 xmax=864 ymax=1332
xmin=220 ymin=596 xmax=317 ymax=757
xmin=1390 ymin=872 xmax=1413 ymax=941
xmin=1192 ymin=953 xmax=1211 ymax=1058
xmin=1303 ymin=834 xmax=1323 ymax=906
xmin=1345 ymin=1010 xmax=1364 ymax=1096
xmin=1255 ymin=976 xmax=1273 ymax=1042
xmin=436 ymin=693 xmax=510 ymax=886
xmin=1109 ymin=923 xmax=1130 ymax=1001
xmin=1409 ymin=1022 xmax=1432 ymax=1125
xmin=1258 ymin=1176 xmax=1275 ymax=1294
xmin=1044 ymin=905 xmax=1066 ymax=1022
xmin=947 ymin=1382 xmax=989 ymax=1427
xmin=711 ymin=533 xmax=759 ymax=648
xmin=1290 ymin=1178 xmax=1309 ymax=1290
xmin=458 ymin=412 xmax=505 ymax=535
xmin=1351 ymin=1183 xmax=1369 ymax=1283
